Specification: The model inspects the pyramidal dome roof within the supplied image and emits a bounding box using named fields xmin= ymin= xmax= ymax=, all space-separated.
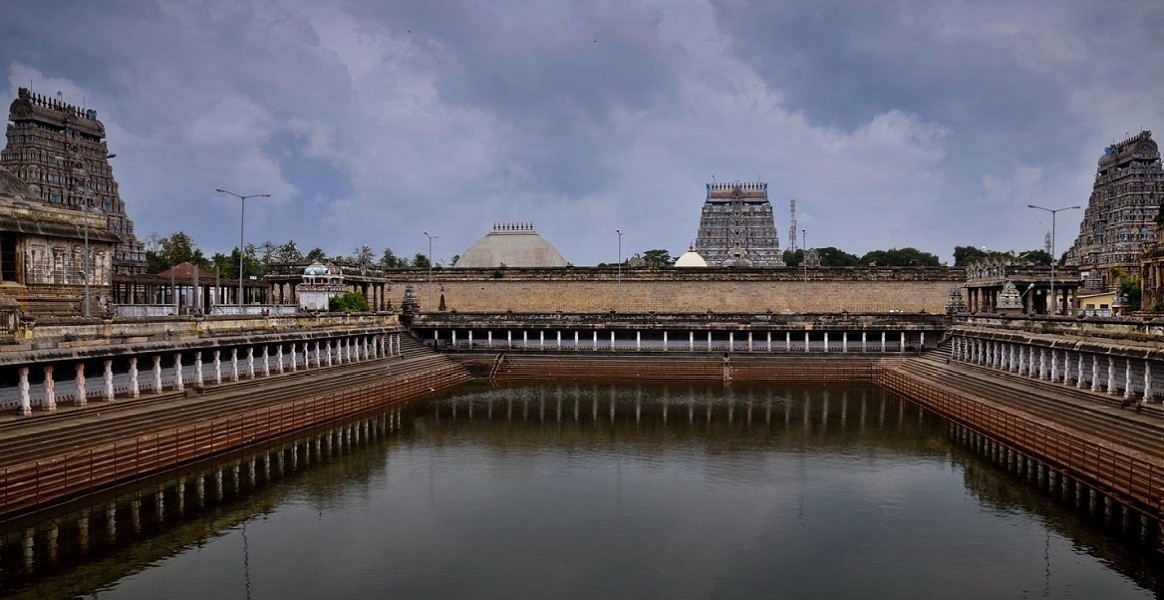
xmin=456 ymin=222 xmax=568 ymax=268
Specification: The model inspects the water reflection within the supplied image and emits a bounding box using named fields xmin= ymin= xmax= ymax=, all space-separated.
xmin=0 ymin=383 xmax=1158 ymax=599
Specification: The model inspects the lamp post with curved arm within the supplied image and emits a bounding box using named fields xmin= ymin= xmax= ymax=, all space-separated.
xmin=216 ymin=189 xmax=270 ymax=311
xmin=1027 ymin=204 xmax=1080 ymax=315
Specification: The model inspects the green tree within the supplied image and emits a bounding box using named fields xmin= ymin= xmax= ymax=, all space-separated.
xmin=329 ymin=291 xmax=370 ymax=313
xmin=784 ymin=247 xmax=860 ymax=266
xmin=1016 ymin=249 xmax=1052 ymax=266
xmin=379 ymin=248 xmax=408 ymax=268
xmin=412 ymin=253 xmax=431 ymax=268
xmin=859 ymin=247 xmax=940 ymax=267
xmin=305 ymin=247 xmax=327 ymax=262
xmin=276 ymin=240 xmax=303 ymax=262
xmin=145 ymin=231 xmax=210 ymax=273
xmin=641 ymin=249 xmax=673 ymax=268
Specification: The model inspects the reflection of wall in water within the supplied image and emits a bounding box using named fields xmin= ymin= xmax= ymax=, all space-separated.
xmin=0 ymin=408 xmax=405 ymax=600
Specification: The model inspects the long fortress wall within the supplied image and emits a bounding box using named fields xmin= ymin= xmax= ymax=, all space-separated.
xmin=382 ymin=267 xmax=965 ymax=314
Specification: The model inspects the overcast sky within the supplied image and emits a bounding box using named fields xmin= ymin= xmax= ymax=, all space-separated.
xmin=3 ymin=1 xmax=1162 ymax=265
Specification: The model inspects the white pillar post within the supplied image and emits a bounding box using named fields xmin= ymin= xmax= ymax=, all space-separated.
xmin=899 ymin=332 xmax=905 ymax=352
xmin=313 ymin=341 xmax=320 ymax=368
xmin=325 ymin=341 xmax=333 ymax=367
xmin=1091 ymin=355 xmax=1100 ymax=392
xmin=452 ymin=330 xmax=457 ymax=349
xmin=1144 ymin=361 xmax=1153 ymax=402
xmin=824 ymin=332 xmax=829 ymax=353
xmin=126 ymin=360 xmax=136 ymax=399
xmin=610 ymin=330 xmax=615 ymax=351
xmin=195 ymin=352 xmax=204 ymax=386
xmin=231 ymin=348 xmax=240 ymax=381
xmin=881 ymin=332 xmax=886 ymax=352
xmin=592 ymin=330 xmax=597 ymax=351
xmin=804 ymin=331 xmax=810 ymax=353
xmin=152 ymin=355 xmax=163 ymax=393
xmin=690 ymin=331 xmax=695 ymax=351
xmin=730 ymin=332 xmax=735 ymax=352
xmin=104 ymin=358 xmax=115 ymax=400
xmin=18 ymin=366 xmax=30 ymax=416
xmin=663 ymin=331 xmax=668 ymax=351
xmin=767 ymin=331 xmax=772 ymax=352
xmin=248 ymin=346 xmax=256 ymax=378
xmin=636 ymin=331 xmax=641 ymax=351
xmin=1051 ymin=350 xmax=1059 ymax=381
xmin=173 ymin=354 xmax=184 ymax=391
xmin=786 ymin=331 xmax=791 ymax=351
xmin=214 ymin=350 xmax=223 ymax=383
xmin=843 ymin=332 xmax=849 ymax=353
xmin=1108 ymin=358 xmax=1116 ymax=394
xmin=290 ymin=344 xmax=298 ymax=371
xmin=1076 ymin=352 xmax=1085 ymax=389
xmin=488 ymin=330 xmax=493 ymax=348
xmin=708 ymin=331 xmax=713 ymax=351
xmin=862 ymin=331 xmax=867 ymax=353
xmin=42 ymin=364 xmax=58 ymax=409
xmin=1125 ymin=359 xmax=1134 ymax=400
xmin=76 ymin=362 xmax=87 ymax=406
xmin=508 ymin=330 xmax=513 ymax=349
xmin=277 ymin=345 xmax=285 ymax=374
xmin=263 ymin=346 xmax=271 ymax=377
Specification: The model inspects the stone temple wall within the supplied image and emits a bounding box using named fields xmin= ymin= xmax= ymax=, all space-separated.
xmin=382 ymin=267 xmax=964 ymax=314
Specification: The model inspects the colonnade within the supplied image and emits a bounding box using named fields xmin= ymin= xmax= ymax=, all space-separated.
xmin=427 ymin=328 xmax=932 ymax=353
xmin=950 ymin=335 xmax=1160 ymax=403
xmin=13 ymin=332 xmax=403 ymax=416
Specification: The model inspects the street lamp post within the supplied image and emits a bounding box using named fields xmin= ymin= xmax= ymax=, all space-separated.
xmin=423 ymin=231 xmax=438 ymax=285
xmin=1027 ymin=204 xmax=1080 ymax=315
xmin=216 ymin=189 xmax=270 ymax=311
xmin=616 ymin=229 xmax=623 ymax=311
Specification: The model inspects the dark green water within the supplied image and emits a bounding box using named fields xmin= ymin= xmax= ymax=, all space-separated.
xmin=1 ymin=382 xmax=1160 ymax=599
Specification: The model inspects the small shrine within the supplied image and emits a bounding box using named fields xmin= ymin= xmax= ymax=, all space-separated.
xmin=298 ymin=262 xmax=345 ymax=311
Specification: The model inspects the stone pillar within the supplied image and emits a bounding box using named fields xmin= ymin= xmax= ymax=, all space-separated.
xmin=488 ymin=331 xmax=493 ymax=348
xmin=173 ymin=353 xmax=184 ymax=391
xmin=248 ymin=347 xmax=256 ymax=378
xmin=690 ymin=331 xmax=695 ymax=351
xmin=1125 ymin=359 xmax=1134 ymax=400
xmin=1076 ymin=352 xmax=1085 ymax=389
xmin=1039 ymin=348 xmax=1047 ymax=380
xmin=663 ymin=331 xmax=668 ymax=352
xmin=104 ymin=358 xmax=115 ymax=401
xmin=325 ymin=340 xmax=333 ymax=367
xmin=920 ymin=332 xmax=925 ymax=354
xmin=277 ymin=345 xmax=285 ymax=374
xmin=610 ymin=331 xmax=615 ymax=351
xmin=152 ymin=355 xmax=163 ymax=394
xmin=592 ymin=331 xmax=597 ymax=350
xmin=899 ymin=332 xmax=905 ymax=352
xmin=1108 ymin=358 xmax=1116 ymax=394
xmin=302 ymin=342 xmax=310 ymax=368
xmin=823 ymin=332 xmax=829 ymax=353
xmin=804 ymin=331 xmax=810 ymax=353
xmin=364 ymin=336 xmax=371 ymax=359
xmin=231 ymin=348 xmax=240 ymax=381
xmin=861 ymin=331 xmax=867 ymax=353
xmin=538 ymin=330 xmax=543 ymax=349
xmin=767 ymin=331 xmax=772 ymax=352
xmin=785 ymin=331 xmax=791 ymax=351
xmin=881 ymin=332 xmax=886 ymax=353
xmin=729 ymin=332 xmax=735 ymax=352
xmin=77 ymin=362 xmax=88 ymax=406
xmin=1062 ymin=352 xmax=1071 ymax=385
xmin=126 ymin=360 xmax=136 ymax=399
xmin=214 ymin=350 xmax=223 ymax=383
xmin=1092 ymin=356 xmax=1100 ymax=392
xmin=18 ymin=366 xmax=30 ymax=416
xmin=574 ymin=331 xmax=579 ymax=349
xmin=290 ymin=344 xmax=298 ymax=371
xmin=44 ymin=363 xmax=56 ymax=410
xmin=314 ymin=341 xmax=321 ymax=369
xmin=508 ymin=330 xmax=513 ymax=349
xmin=1144 ymin=361 xmax=1153 ymax=403
xmin=637 ymin=331 xmax=642 ymax=351
xmin=194 ymin=352 xmax=204 ymax=386
xmin=263 ymin=346 xmax=271 ymax=377
xmin=453 ymin=330 xmax=458 ymax=349
xmin=1050 ymin=350 xmax=1058 ymax=382
xmin=523 ymin=331 xmax=529 ymax=349
xmin=843 ymin=332 xmax=848 ymax=353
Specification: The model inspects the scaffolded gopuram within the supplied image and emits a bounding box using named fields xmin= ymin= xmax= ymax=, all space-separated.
xmin=693 ymin=181 xmax=784 ymax=267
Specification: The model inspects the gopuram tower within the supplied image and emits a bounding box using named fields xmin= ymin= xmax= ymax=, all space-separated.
xmin=1067 ymin=131 xmax=1163 ymax=290
xmin=694 ymin=181 xmax=784 ymax=267
xmin=1 ymin=88 xmax=146 ymax=274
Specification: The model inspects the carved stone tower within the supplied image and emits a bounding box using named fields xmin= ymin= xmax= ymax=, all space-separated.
xmin=1067 ymin=131 xmax=1163 ymax=290
xmin=1 ymin=88 xmax=146 ymax=274
xmin=694 ymin=181 xmax=784 ymax=267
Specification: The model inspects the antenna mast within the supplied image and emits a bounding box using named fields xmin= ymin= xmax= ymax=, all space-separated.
xmin=788 ymin=198 xmax=798 ymax=252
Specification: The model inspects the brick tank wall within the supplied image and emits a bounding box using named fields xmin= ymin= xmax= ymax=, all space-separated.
xmin=382 ymin=267 xmax=963 ymax=314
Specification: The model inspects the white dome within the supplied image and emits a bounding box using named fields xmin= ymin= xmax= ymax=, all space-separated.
xmin=456 ymin=223 xmax=568 ymax=268
xmin=674 ymin=249 xmax=708 ymax=268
